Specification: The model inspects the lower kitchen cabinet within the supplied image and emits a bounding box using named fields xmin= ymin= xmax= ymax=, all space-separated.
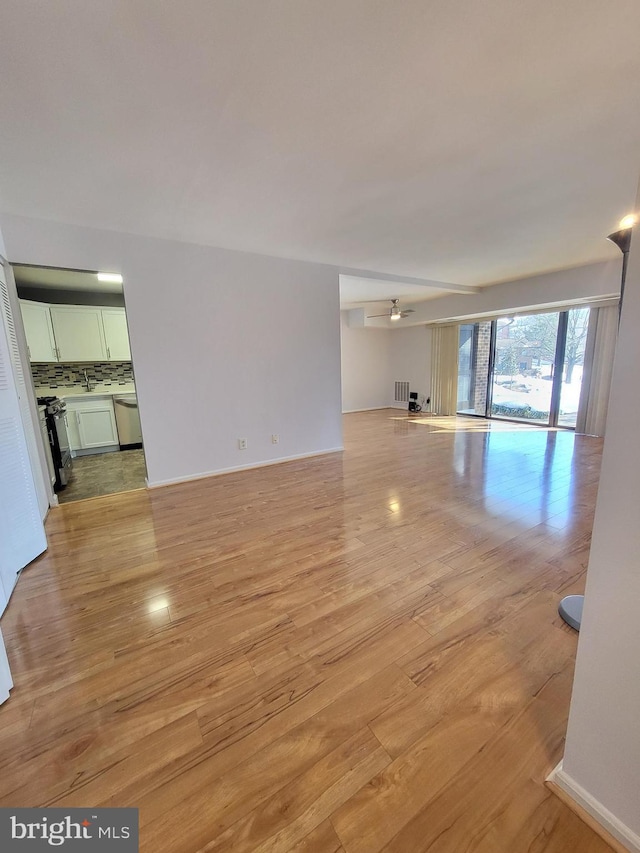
xmin=65 ymin=398 xmax=119 ymax=453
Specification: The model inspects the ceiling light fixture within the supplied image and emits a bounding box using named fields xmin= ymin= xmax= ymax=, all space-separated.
xmin=97 ymin=272 xmax=123 ymax=284
xmin=618 ymin=213 xmax=637 ymax=229
xmin=606 ymin=217 xmax=635 ymax=317
xmin=366 ymin=299 xmax=415 ymax=321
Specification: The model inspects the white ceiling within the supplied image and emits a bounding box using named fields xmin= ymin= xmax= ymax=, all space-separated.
xmin=1 ymin=1 xmax=640 ymax=306
xmin=339 ymin=275 xmax=453 ymax=310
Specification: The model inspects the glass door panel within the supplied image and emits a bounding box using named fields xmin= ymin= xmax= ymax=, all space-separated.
xmin=456 ymin=309 xmax=588 ymax=429
xmin=457 ymin=325 xmax=474 ymax=413
xmin=557 ymin=307 xmax=590 ymax=428
xmin=491 ymin=313 xmax=560 ymax=425
xmin=457 ymin=321 xmax=492 ymax=416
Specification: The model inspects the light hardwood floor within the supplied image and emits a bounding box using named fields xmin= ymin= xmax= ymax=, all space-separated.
xmin=0 ymin=410 xmax=614 ymax=852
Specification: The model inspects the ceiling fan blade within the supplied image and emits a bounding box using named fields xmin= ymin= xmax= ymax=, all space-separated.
xmin=366 ymin=313 xmax=390 ymax=318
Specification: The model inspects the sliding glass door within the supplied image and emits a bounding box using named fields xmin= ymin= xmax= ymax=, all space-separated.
xmin=457 ymin=321 xmax=492 ymax=416
xmin=491 ymin=313 xmax=560 ymax=424
xmin=456 ymin=307 xmax=589 ymax=428
xmin=557 ymin=307 xmax=590 ymax=428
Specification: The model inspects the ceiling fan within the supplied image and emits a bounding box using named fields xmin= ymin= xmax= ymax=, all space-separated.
xmin=367 ymin=299 xmax=415 ymax=322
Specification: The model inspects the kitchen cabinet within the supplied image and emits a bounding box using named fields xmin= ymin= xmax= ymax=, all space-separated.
xmin=65 ymin=398 xmax=119 ymax=452
xmin=20 ymin=300 xmax=58 ymax=362
xmin=21 ymin=301 xmax=132 ymax=363
xmin=101 ymin=308 xmax=131 ymax=360
xmin=65 ymin=405 xmax=81 ymax=450
xmin=50 ymin=306 xmax=108 ymax=362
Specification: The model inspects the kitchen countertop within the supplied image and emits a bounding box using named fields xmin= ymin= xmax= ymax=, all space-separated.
xmin=35 ymin=384 xmax=137 ymax=399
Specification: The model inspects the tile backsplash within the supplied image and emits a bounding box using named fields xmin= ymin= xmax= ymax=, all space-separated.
xmin=32 ymin=361 xmax=134 ymax=389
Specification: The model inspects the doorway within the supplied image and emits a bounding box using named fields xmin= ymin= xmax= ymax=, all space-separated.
xmin=13 ymin=263 xmax=147 ymax=503
xmin=457 ymin=307 xmax=590 ymax=428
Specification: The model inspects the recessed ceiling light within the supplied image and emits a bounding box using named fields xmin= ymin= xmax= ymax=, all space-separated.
xmin=97 ymin=272 xmax=123 ymax=284
xmin=618 ymin=214 xmax=637 ymax=229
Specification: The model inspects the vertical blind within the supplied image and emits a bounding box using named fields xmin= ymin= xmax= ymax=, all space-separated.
xmin=430 ymin=324 xmax=459 ymax=415
xmin=576 ymin=305 xmax=618 ymax=437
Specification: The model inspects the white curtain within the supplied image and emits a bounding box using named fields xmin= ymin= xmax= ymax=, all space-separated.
xmin=430 ymin=324 xmax=459 ymax=415
xmin=575 ymin=305 xmax=618 ymax=437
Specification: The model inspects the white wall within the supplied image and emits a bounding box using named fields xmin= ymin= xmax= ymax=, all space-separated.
xmin=340 ymin=312 xmax=390 ymax=412
xmin=388 ymin=325 xmax=432 ymax=409
xmin=558 ymin=191 xmax=640 ymax=848
xmin=340 ymin=318 xmax=432 ymax=413
xmin=404 ymin=260 xmax=621 ymax=324
xmin=0 ymin=214 xmax=343 ymax=486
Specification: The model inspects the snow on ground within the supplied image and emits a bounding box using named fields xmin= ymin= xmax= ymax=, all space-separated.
xmin=492 ymin=366 xmax=583 ymax=415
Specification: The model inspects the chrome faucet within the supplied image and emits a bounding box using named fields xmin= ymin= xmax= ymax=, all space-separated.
xmin=83 ymin=369 xmax=94 ymax=392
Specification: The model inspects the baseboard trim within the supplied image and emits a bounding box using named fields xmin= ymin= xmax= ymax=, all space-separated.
xmin=546 ymin=762 xmax=640 ymax=853
xmin=341 ymin=405 xmax=417 ymax=413
xmin=342 ymin=407 xmax=389 ymax=413
xmin=147 ymin=447 xmax=344 ymax=489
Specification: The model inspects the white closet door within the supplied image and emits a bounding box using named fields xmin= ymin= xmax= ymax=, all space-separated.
xmin=0 ymin=629 xmax=13 ymax=705
xmin=0 ymin=265 xmax=47 ymax=618
xmin=3 ymin=269 xmax=50 ymax=519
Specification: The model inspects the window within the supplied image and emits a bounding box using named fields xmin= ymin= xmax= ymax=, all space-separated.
xmin=457 ymin=308 xmax=589 ymax=428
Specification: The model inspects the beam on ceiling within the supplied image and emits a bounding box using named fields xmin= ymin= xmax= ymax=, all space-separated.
xmin=338 ymin=267 xmax=480 ymax=295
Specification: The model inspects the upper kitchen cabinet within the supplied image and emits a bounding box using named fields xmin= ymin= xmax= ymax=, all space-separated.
xmin=101 ymin=308 xmax=131 ymax=361
xmin=50 ymin=306 xmax=108 ymax=362
xmin=20 ymin=300 xmax=58 ymax=362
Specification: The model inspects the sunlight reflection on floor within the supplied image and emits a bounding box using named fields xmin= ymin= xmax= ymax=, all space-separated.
xmin=389 ymin=414 xmax=561 ymax=433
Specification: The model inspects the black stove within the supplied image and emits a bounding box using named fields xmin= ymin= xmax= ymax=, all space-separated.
xmin=37 ymin=396 xmax=66 ymax=415
xmin=38 ymin=396 xmax=72 ymax=489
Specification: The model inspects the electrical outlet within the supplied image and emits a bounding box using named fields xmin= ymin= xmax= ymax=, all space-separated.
xmin=238 ymin=438 xmax=247 ymax=450
xmin=271 ymin=434 xmax=279 ymax=444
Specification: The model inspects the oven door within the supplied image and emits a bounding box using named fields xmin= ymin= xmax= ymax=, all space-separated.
xmin=52 ymin=410 xmax=73 ymax=486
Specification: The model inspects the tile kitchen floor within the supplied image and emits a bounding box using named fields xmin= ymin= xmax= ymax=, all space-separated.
xmin=57 ymin=449 xmax=147 ymax=503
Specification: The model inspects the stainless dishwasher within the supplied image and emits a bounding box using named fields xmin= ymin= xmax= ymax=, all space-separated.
xmin=113 ymin=394 xmax=143 ymax=448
